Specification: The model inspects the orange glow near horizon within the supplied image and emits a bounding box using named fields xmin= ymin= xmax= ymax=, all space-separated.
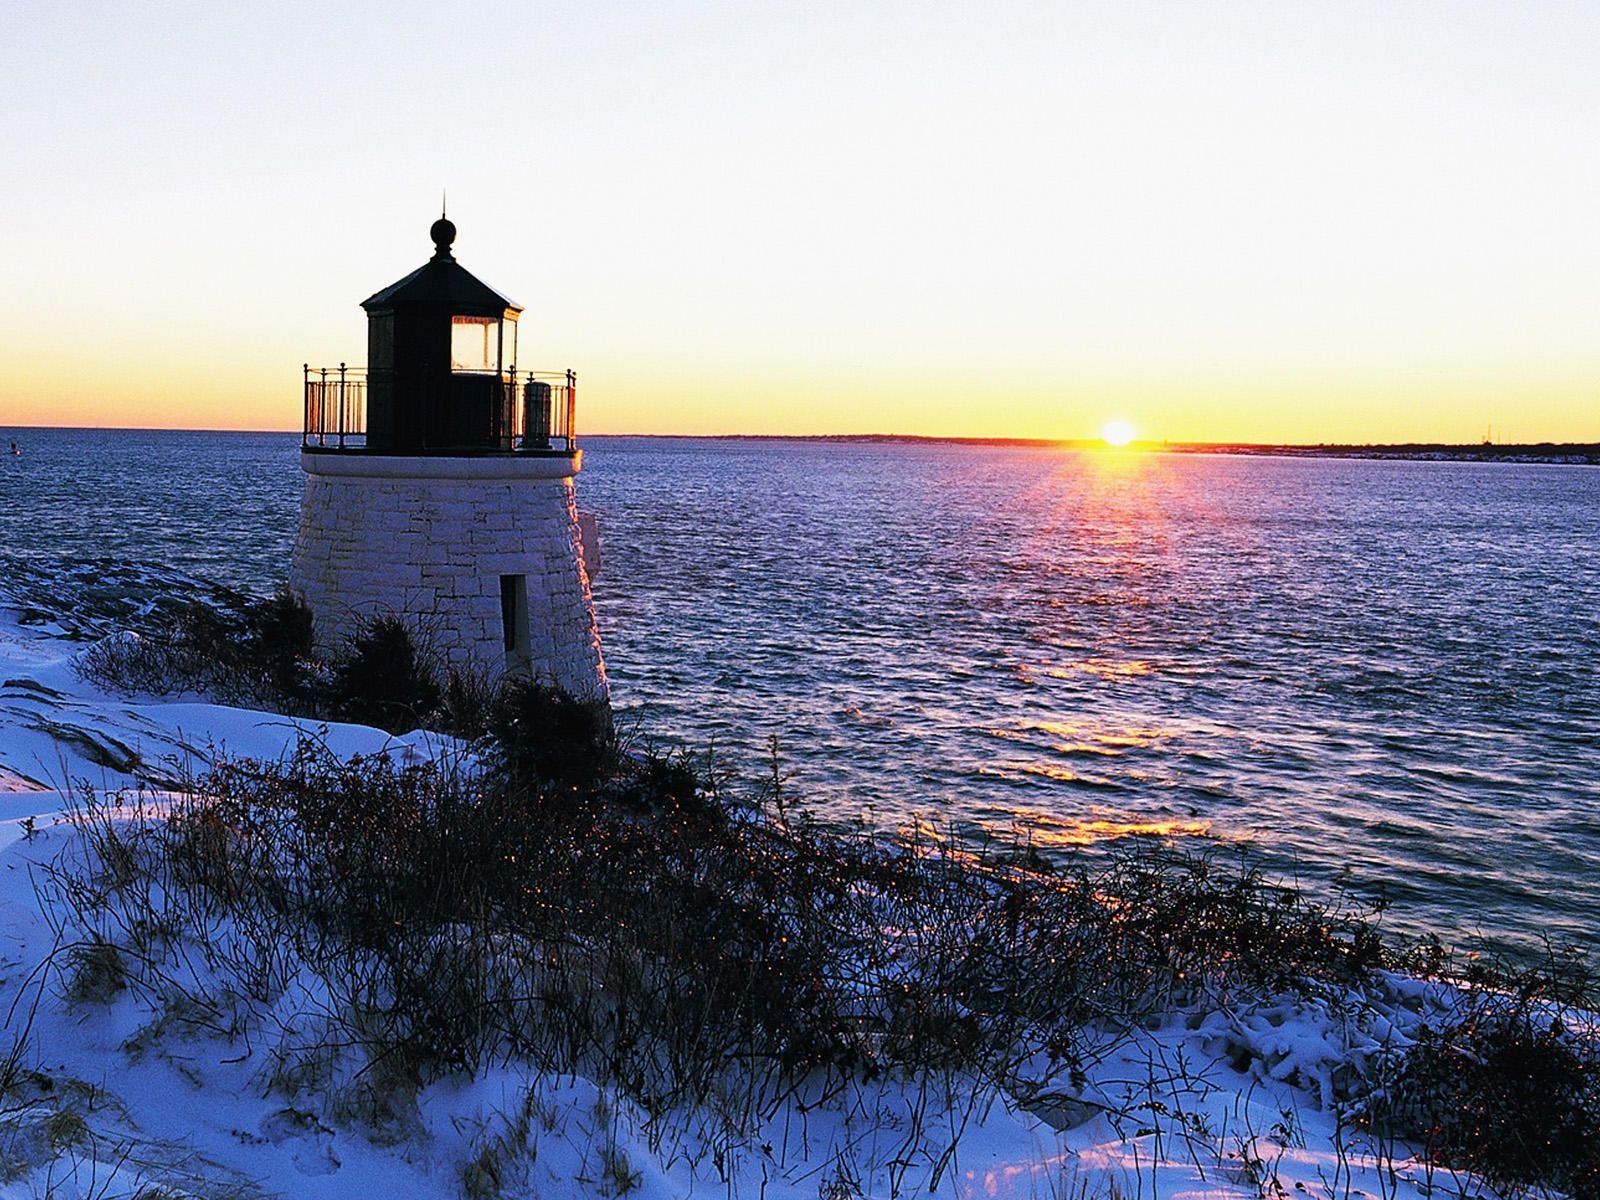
xmin=6 ymin=357 xmax=1600 ymax=445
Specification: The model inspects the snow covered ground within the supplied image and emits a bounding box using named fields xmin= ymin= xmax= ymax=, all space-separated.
xmin=0 ymin=603 xmax=1544 ymax=1198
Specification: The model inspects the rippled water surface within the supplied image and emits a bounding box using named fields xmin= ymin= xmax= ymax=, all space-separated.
xmin=2 ymin=428 xmax=1597 ymax=955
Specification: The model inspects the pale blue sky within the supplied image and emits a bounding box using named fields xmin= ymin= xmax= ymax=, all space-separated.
xmin=4 ymin=1 xmax=1598 ymax=439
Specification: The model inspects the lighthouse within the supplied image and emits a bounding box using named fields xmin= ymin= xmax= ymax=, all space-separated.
xmin=290 ymin=216 xmax=607 ymax=701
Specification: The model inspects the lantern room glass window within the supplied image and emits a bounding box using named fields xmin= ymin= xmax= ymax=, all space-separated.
xmin=451 ymin=317 xmax=496 ymax=372
xmin=450 ymin=315 xmax=518 ymax=374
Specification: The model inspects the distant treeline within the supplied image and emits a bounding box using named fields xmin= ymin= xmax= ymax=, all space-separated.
xmin=596 ymin=433 xmax=1600 ymax=464
xmin=1173 ymin=440 xmax=1600 ymax=462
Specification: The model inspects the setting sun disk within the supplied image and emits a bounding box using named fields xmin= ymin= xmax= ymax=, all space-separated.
xmin=1101 ymin=420 xmax=1137 ymax=448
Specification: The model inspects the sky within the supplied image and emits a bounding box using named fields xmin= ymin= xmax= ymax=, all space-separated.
xmin=3 ymin=0 xmax=1598 ymax=442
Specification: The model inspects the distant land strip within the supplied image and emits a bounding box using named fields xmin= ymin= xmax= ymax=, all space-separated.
xmin=3 ymin=429 xmax=1596 ymax=463
xmin=598 ymin=434 xmax=1600 ymax=465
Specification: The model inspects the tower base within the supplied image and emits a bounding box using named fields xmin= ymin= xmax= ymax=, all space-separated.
xmin=290 ymin=452 xmax=607 ymax=702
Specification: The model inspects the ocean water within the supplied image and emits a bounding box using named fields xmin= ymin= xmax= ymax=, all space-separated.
xmin=2 ymin=427 xmax=1597 ymax=957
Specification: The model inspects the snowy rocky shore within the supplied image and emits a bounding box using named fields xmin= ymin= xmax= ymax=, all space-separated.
xmin=0 ymin=602 xmax=1588 ymax=1200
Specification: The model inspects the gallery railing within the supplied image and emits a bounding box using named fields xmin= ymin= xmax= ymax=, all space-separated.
xmin=302 ymin=365 xmax=578 ymax=453
xmin=302 ymin=365 xmax=368 ymax=449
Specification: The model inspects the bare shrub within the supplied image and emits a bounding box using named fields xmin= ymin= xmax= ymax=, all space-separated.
xmin=42 ymin=744 xmax=1383 ymax=1117
xmin=76 ymin=591 xmax=318 ymax=715
xmin=324 ymin=616 xmax=440 ymax=733
xmin=483 ymin=677 xmax=616 ymax=789
xmin=77 ymin=595 xmax=492 ymax=738
xmin=1369 ymin=961 xmax=1600 ymax=1198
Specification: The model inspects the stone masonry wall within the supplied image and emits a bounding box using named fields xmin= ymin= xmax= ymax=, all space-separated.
xmin=290 ymin=463 xmax=607 ymax=701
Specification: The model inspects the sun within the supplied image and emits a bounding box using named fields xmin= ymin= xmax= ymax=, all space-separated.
xmin=1100 ymin=420 xmax=1137 ymax=448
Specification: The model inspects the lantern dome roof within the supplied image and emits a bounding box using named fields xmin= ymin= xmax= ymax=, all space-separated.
xmin=361 ymin=219 xmax=522 ymax=317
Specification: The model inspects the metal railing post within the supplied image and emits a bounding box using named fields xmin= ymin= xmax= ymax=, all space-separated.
xmin=567 ymin=369 xmax=577 ymax=449
xmin=338 ymin=363 xmax=347 ymax=450
xmin=302 ymin=363 xmax=310 ymax=446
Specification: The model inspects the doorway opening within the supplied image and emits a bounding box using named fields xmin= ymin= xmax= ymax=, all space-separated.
xmin=500 ymin=574 xmax=530 ymax=671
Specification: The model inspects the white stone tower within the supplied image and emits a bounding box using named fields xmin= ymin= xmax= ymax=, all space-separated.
xmin=290 ymin=216 xmax=606 ymax=700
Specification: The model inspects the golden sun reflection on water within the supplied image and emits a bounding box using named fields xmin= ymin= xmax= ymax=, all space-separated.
xmin=1017 ymin=814 xmax=1212 ymax=848
xmin=970 ymin=719 xmax=1211 ymax=846
xmin=989 ymin=719 xmax=1169 ymax=752
xmin=895 ymin=809 xmax=1212 ymax=851
xmin=1044 ymin=658 xmax=1156 ymax=680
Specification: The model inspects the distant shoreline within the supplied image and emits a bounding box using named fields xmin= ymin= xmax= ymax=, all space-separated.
xmin=592 ymin=433 xmax=1600 ymax=465
xmin=1170 ymin=441 xmax=1600 ymax=465
xmin=4 ymin=425 xmax=1597 ymax=464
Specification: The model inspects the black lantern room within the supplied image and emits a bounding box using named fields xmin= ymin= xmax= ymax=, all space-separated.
xmin=360 ymin=217 xmax=524 ymax=453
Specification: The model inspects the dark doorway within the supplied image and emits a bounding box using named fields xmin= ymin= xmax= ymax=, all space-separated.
xmin=500 ymin=575 xmax=530 ymax=670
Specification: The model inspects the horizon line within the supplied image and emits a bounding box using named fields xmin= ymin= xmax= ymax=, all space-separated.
xmin=3 ymin=424 xmax=1598 ymax=453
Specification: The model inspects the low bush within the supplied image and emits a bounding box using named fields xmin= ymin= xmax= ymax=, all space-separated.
xmin=484 ymin=677 xmax=616 ymax=790
xmin=246 ymin=589 xmax=317 ymax=708
xmin=324 ymin=617 xmax=441 ymax=734
xmin=76 ymin=591 xmax=319 ymax=715
xmin=77 ymin=593 xmax=541 ymax=740
xmin=1373 ymin=975 xmax=1600 ymax=1197
xmin=435 ymin=668 xmax=497 ymax=740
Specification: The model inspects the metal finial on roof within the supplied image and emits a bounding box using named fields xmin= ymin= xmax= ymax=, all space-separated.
xmin=430 ymin=208 xmax=457 ymax=261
